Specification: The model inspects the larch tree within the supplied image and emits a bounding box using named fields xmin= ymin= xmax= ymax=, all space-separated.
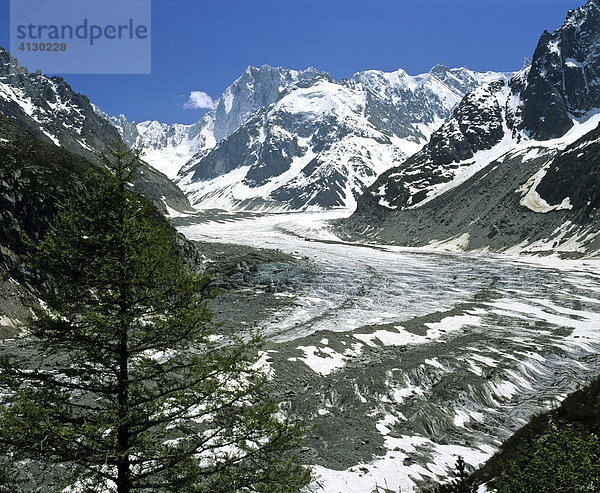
xmin=0 ymin=141 xmax=311 ymax=492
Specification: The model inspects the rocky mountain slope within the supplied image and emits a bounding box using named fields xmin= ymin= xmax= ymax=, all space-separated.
xmin=0 ymin=48 xmax=192 ymax=213
xmin=342 ymin=0 xmax=600 ymax=257
xmin=0 ymin=113 xmax=204 ymax=339
xmin=0 ymin=114 xmax=103 ymax=338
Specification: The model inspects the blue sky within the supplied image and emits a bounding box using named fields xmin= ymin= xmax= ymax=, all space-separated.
xmin=0 ymin=0 xmax=581 ymax=124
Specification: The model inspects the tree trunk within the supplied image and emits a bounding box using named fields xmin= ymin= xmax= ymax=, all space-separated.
xmin=117 ymin=162 xmax=131 ymax=493
xmin=117 ymin=323 xmax=130 ymax=493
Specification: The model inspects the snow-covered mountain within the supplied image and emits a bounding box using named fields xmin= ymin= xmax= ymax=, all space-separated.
xmin=171 ymin=65 xmax=505 ymax=210
xmin=359 ymin=77 xmax=523 ymax=211
xmin=94 ymin=66 xmax=325 ymax=180
xmin=92 ymin=107 xmax=212 ymax=179
xmin=343 ymin=0 xmax=600 ymax=256
xmin=98 ymin=63 xmax=504 ymax=211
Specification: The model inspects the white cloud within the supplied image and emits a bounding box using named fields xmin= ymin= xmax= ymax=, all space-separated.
xmin=184 ymin=91 xmax=216 ymax=110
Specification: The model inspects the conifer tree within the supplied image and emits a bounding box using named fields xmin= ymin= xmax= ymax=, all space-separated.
xmin=437 ymin=456 xmax=475 ymax=493
xmin=496 ymin=424 xmax=600 ymax=493
xmin=0 ymin=141 xmax=310 ymax=492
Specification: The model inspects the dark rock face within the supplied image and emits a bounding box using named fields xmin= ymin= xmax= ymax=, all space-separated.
xmin=190 ymin=118 xmax=261 ymax=182
xmin=0 ymin=48 xmax=191 ymax=213
xmin=243 ymin=137 xmax=299 ymax=187
xmin=536 ymin=122 xmax=600 ymax=214
xmin=188 ymin=112 xmax=306 ymax=187
xmin=431 ymin=80 xmax=506 ymax=163
xmin=0 ymin=115 xmax=95 ymax=253
xmin=521 ymin=72 xmax=574 ymax=140
xmin=271 ymin=162 xmax=351 ymax=209
xmin=0 ymin=115 xmax=99 ymax=324
xmin=521 ymin=0 xmax=600 ymax=139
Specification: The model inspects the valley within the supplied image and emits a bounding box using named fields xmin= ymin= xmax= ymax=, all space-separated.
xmin=1 ymin=0 xmax=600 ymax=490
xmin=174 ymin=210 xmax=600 ymax=492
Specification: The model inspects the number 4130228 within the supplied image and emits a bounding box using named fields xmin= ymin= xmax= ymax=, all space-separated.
xmin=18 ymin=42 xmax=67 ymax=52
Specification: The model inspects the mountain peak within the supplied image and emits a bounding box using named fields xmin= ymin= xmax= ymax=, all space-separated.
xmin=242 ymin=64 xmax=327 ymax=81
xmin=0 ymin=47 xmax=28 ymax=76
xmin=430 ymin=62 xmax=449 ymax=73
xmin=563 ymin=0 xmax=600 ymax=28
xmin=211 ymin=63 xmax=328 ymax=142
xmin=520 ymin=0 xmax=600 ymax=139
xmin=245 ymin=64 xmax=281 ymax=74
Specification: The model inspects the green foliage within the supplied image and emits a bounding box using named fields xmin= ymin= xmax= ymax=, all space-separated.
xmin=471 ymin=376 xmax=600 ymax=491
xmin=0 ymin=140 xmax=311 ymax=492
xmin=0 ymin=455 xmax=17 ymax=493
xmin=495 ymin=423 xmax=600 ymax=493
